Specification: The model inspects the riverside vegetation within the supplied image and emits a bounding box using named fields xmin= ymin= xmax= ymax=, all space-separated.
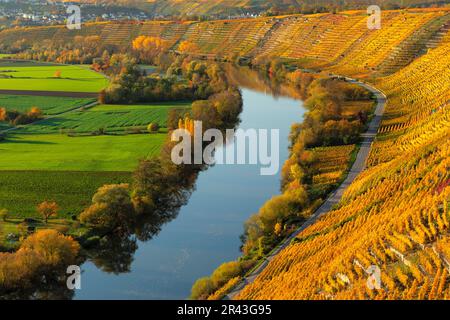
xmin=0 ymin=7 xmax=448 ymax=299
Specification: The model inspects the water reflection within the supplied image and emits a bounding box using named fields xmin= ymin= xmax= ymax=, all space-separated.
xmin=0 ymin=66 xmax=304 ymax=299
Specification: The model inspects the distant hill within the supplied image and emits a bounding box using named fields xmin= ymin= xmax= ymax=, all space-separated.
xmin=67 ymin=0 xmax=449 ymax=17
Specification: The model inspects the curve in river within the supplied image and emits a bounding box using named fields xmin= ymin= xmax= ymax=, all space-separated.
xmin=75 ymin=70 xmax=306 ymax=299
xmin=226 ymin=78 xmax=387 ymax=299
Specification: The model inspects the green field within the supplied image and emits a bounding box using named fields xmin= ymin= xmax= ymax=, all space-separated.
xmin=0 ymin=171 xmax=131 ymax=218
xmin=0 ymin=54 xmax=14 ymax=59
xmin=0 ymin=63 xmax=108 ymax=92
xmin=0 ymin=61 xmax=190 ymax=227
xmin=0 ymin=133 xmax=166 ymax=171
xmin=0 ymin=94 xmax=95 ymax=115
xmin=19 ymin=102 xmax=191 ymax=134
xmin=0 ymin=122 xmax=10 ymax=131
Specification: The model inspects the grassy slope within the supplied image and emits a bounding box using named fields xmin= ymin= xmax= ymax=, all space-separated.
xmin=0 ymin=64 xmax=108 ymax=92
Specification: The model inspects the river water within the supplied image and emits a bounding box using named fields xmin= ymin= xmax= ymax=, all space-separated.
xmin=75 ymin=69 xmax=305 ymax=299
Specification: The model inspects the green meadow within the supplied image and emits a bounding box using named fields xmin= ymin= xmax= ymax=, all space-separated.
xmin=0 ymin=171 xmax=131 ymax=218
xmin=0 ymin=63 xmax=108 ymax=92
xmin=19 ymin=102 xmax=191 ymax=134
xmin=0 ymin=94 xmax=95 ymax=115
xmin=0 ymin=54 xmax=14 ymax=59
xmin=0 ymin=61 xmax=192 ymax=225
xmin=0 ymin=133 xmax=166 ymax=172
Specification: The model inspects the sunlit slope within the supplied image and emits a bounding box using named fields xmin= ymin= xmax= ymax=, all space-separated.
xmin=0 ymin=21 xmax=192 ymax=50
xmin=65 ymin=1 xmax=449 ymax=16
xmin=237 ymin=39 xmax=450 ymax=300
xmin=1 ymin=8 xmax=449 ymax=299
xmin=1 ymin=9 xmax=448 ymax=71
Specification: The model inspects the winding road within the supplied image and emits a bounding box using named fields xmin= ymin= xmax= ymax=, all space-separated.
xmin=225 ymin=78 xmax=387 ymax=300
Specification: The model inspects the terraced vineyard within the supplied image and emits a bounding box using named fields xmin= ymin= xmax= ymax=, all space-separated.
xmin=1 ymin=9 xmax=448 ymax=67
xmin=0 ymin=6 xmax=448 ymax=300
xmin=235 ymin=10 xmax=450 ymax=300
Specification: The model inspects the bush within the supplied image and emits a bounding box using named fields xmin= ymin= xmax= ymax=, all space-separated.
xmin=20 ymin=229 xmax=80 ymax=268
xmin=211 ymin=261 xmax=242 ymax=288
xmin=0 ymin=209 xmax=8 ymax=222
xmin=190 ymin=277 xmax=215 ymax=300
xmin=80 ymin=184 xmax=135 ymax=233
xmin=147 ymin=123 xmax=160 ymax=133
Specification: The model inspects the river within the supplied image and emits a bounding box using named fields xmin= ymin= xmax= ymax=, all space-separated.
xmin=75 ymin=68 xmax=305 ymax=299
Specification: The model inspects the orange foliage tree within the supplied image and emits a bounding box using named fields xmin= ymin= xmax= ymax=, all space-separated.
xmin=132 ymin=35 xmax=168 ymax=63
xmin=37 ymin=201 xmax=59 ymax=223
xmin=0 ymin=107 xmax=6 ymax=121
xmin=178 ymin=40 xmax=199 ymax=54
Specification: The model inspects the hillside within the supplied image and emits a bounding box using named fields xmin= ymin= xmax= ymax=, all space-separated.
xmin=0 ymin=7 xmax=449 ymax=299
xmin=67 ymin=1 xmax=448 ymax=17
xmin=238 ymin=44 xmax=450 ymax=298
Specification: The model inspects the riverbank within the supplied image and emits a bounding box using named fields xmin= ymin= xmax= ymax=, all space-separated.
xmin=225 ymin=77 xmax=387 ymax=299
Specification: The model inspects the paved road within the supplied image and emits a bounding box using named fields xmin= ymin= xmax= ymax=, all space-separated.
xmin=225 ymin=78 xmax=387 ymax=300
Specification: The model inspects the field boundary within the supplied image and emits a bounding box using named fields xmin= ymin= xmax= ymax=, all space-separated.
xmin=0 ymin=89 xmax=98 ymax=98
xmin=224 ymin=77 xmax=387 ymax=300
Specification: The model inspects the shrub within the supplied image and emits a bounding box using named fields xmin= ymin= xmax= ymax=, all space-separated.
xmin=0 ymin=209 xmax=8 ymax=222
xmin=211 ymin=261 xmax=242 ymax=288
xmin=147 ymin=122 xmax=160 ymax=133
xmin=190 ymin=277 xmax=215 ymax=300
xmin=80 ymin=184 xmax=135 ymax=233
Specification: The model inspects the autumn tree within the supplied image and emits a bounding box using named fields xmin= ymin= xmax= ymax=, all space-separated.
xmin=132 ymin=36 xmax=168 ymax=64
xmin=178 ymin=40 xmax=199 ymax=55
xmin=147 ymin=123 xmax=159 ymax=133
xmin=37 ymin=201 xmax=59 ymax=223
xmin=28 ymin=106 xmax=42 ymax=118
xmin=0 ymin=209 xmax=8 ymax=222
xmin=0 ymin=107 xmax=6 ymax=121
xmin=79 ymin=184 xmax=135 ymax=233
xmin=20 ymin=229 xmax=80 ymax=267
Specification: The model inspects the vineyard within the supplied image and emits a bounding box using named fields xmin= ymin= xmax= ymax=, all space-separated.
xmin=235 ymin=9 xmax=450 ymax=299
xmin=0 ymin=7 xmax=448 ymax=300
xmin=0 ymin=9 xmax=447 ymax=65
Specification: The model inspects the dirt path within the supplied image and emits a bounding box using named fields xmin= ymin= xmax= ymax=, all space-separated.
xmin=225 ymin=78 xmax=387 ymax=300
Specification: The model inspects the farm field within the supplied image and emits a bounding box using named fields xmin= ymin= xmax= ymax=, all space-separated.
xmin=0 ymin=62 xmax=108 ymax=92
xmin=0 ymin=94 xmax=95 ymax=115
xmin=0 ymin=171 xmax=131 ymax=219
xmin=0 ymin=54 xmax=14 ymax=59
xmin=0 ymin=133 xmax=166 ymax=171
xmin=18 ymin=102 xmax=191 ymax=134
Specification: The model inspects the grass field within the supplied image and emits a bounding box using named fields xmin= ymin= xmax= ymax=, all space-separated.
xmin=0 ymin=133 xmax=166 ymax=171
xmin=0 ymin=171 xmax=131 ymax=219
xmin=19 ymin=102 xmax=191 ymax=134
xmin=0 ymin=94 xmax=95 ymax=115
xmin=0 ymin=122 xmax=10 ymax=131
xmin=0 ymin=54 xmax=14 ymax=59
xmin=0 ymin=63 xmax=108 ymax=92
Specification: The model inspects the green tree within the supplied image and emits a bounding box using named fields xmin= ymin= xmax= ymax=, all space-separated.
xmin=80 ymin=184 xmax=135 ymax=233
